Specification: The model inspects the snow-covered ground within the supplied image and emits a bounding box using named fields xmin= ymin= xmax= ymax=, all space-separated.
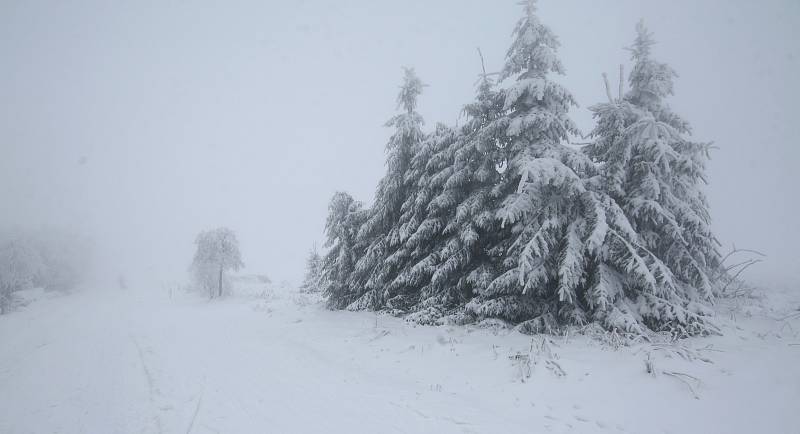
xmin=0 ymin=282 xmax=798 ymax=434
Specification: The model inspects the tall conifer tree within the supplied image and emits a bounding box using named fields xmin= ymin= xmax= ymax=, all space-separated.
xmin=588 ymin=23 xmax=721 ymax=296
xmin=348 ymin=68 xmax=427 ymax=309
xmin=322 ymin=192 xmax=366 ymax=309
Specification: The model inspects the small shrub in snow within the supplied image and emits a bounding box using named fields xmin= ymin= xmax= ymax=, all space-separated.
xmin=300 ymin=246 xmax=324 ymax=293
xmin=637 ymin=340 xmax=716 ymax=398
xmin=510 ymin=353 xmax=532 ymax=382
xmin=404 ymin=306 xmax=444 ymax=326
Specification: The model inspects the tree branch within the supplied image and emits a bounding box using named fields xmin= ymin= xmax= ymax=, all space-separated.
xmin=602 ymin=73 xmax=614 ymax=104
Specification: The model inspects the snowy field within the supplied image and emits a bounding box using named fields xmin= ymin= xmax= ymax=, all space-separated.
xmin=0 ymin=282 xmax=798 ymax=434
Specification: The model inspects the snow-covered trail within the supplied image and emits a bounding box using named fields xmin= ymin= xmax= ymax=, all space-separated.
xmin=0 ymin=289 xmax=159 ymax=433
xmin=0 ymin=289 xmax=417 ymax=433
xmin=1 ymin=285 xmax=798 ymax=434
xmin=0 ymin=288 xmax=505 ymax=433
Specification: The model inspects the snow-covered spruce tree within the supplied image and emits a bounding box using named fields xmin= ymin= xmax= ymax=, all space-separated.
xmin=190 ymin=227 xmax=244 ymax=298
xmin=585 ymin=22 xmax=721 ymax=333
xmin=321 ymin=192 xmax=366 ymax=309
xmin=346 ymin=68 xmax=426 ymax=310
xmin=300 ymin=246 xmax=324 ymax=293
xmin=424 ymin=58 xmax=513 ymax=311
xmin=395 ymin=65 xmax=509 ymax=324
xmin=357 ymin=65 xmax=504 ymax=321
xmin=461 ymin=0 xmax=581 ymax=328
xmin=378 ymin=123 xmax=464 ymax=314
xmin=457 ymin=1 xmax=714 ymax=336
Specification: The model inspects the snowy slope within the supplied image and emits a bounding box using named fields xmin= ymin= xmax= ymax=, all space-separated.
xmin=0 ymin=282 xmax=798 ymax=434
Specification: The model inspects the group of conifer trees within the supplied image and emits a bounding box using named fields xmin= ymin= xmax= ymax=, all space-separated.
xmin=318 ymin=0 xmax=723 ymax=336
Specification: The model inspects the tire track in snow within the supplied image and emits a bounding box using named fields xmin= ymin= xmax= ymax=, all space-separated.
xmin=184 ymin=392 xmax=203 ymax=434
xmin=131 ymin=336 xmax=163 ymax=434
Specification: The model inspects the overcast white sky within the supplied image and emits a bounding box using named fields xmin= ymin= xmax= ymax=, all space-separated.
xmin=1 ymin=0 xmax=798 ymax=287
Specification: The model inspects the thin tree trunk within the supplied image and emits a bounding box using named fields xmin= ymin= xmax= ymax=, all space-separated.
xmin=1 ymin=285 xmax=8 ymax=315
xmin=218 ymin=264 xmax=223 ymax=298
xmin=602 ymin=72 xmax=614 ymax=103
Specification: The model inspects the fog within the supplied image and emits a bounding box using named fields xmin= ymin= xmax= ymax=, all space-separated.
xmin=2 ymin=0 xmax=798 ymax=287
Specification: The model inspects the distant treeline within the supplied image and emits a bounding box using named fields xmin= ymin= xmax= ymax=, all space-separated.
xmin=0 ymin=226 xmax=91 ymax=313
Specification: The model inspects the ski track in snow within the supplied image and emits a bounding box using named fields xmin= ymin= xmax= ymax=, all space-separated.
xmin=130 ymin=335 xmax=163 ymax=434
xmin=0 ymin=284 xmax=798 ymax=434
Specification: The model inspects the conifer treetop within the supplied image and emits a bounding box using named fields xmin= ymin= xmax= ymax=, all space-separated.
xmin=626 ymin=20 xmax=677 ymax=108
xmin=397 ymin=67 xmax=426 ymax=114
xmin=629 ymin=20 xmax=655 ymax=60
xmin=501 ymin=0 xmax=564 ymax=81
